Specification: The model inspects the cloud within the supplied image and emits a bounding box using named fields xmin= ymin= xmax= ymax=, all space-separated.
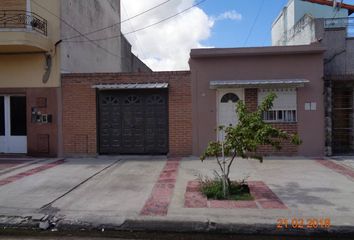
xmin=212 ymin=10 xmax=242 ymax=22
xmin=121 ymin=0 xmax=214 ymax=71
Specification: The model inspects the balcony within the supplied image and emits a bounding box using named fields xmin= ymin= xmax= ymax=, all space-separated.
xmin=0 ymin=10 xmax=51 ymax=53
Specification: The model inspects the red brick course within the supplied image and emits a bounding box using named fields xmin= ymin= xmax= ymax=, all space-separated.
xmin=0 ymin=159 xmax=65 ymax=187
xmin=62 ymin=72 xmax=192 ymax=157
xmin=244 ymin=88 xmax=298 ymax=156
xmin=316 ymin=160 xmax=354 ymax=180
xmin=140 ymin=158 xmax=181 ymax=216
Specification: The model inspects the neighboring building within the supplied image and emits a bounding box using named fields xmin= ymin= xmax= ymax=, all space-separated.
xmin=272 ymin=0 xmax=354 ymax=155
xmin=0 ymin=0 xmax=150 ymax=156
xmin=189 ymin=44 xmax=326 ymax=157
xmin=272 ymin=0 xmax=349 ymax=46
xmin=60 ymin=0 xmax=150 ymax=73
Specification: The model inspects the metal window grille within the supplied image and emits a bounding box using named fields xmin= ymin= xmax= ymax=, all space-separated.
xmin=262 ymin=110 xmax=297 ymax=123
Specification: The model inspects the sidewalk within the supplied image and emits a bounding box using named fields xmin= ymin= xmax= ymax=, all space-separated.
xmin=0 ymin=156 xmax=353 ymax=237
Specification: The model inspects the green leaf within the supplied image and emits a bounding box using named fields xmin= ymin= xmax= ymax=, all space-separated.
xmin=200 ymin=93 xmax=302 ymax=179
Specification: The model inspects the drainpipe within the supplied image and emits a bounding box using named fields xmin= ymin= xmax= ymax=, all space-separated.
xmin=42 ymin=40 xmax=62 ymax=84
xmin=42 ymin=53 xmax=52 ymax=83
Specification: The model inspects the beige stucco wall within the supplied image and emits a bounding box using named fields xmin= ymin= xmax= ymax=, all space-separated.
xmin=0 ymin=53 xmax=60 ymax=88
xmin=0 ymin=0 xmax=26 ymax=10
xmin=0 ymin=0 xmax=61 ymax=88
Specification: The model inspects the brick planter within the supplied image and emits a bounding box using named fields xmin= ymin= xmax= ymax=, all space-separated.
xmin=184 ymin=180 xmax=287 ymax=209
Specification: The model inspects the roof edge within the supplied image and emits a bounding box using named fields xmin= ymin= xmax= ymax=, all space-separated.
xmin=190 ymin=44 xmax=326 ymax=59
xmin=61 ymin=71 xmax=191 ymax=78
xmin=210 ymin=79 xmax=310 ymax=89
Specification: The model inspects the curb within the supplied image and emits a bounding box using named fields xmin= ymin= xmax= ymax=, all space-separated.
xmin=1 ymin=216 xmax=354 ymax=238
xmin=111 ymin=219 xmax=354 ymax=237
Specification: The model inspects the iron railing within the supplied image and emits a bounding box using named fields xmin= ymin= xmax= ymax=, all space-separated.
xmin=324 ymin=17 xmax=354 ymax=37
xmin=0 ymin=10 xmax=47 ymax=36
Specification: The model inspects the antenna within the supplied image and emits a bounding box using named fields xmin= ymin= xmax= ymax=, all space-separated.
xmin=333 ymin=0 xmax=344 ymax=11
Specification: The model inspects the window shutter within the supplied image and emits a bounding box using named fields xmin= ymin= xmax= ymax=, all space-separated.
xmin=258 ymin=88 xmax=297 ymax=110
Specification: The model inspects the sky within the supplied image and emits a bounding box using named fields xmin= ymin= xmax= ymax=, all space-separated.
xmin=121 ymin=0 xmax=354 ymax=71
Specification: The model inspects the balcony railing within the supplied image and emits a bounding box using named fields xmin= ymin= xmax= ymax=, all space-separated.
xmin=0 ymin=10 xmax=47 ymax=36
xmin=324 ymin=17 xmax=354 ymax=37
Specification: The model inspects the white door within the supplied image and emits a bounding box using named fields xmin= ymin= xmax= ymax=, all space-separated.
xmin=0 ymin=96 xmax=27 ymax=154
xmin=217 ymin=89 xmax=244 ymax=141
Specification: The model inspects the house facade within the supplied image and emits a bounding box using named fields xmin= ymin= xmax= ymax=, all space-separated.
xmin=0 ymin=0 xmax=149 ymax=156
xmin=189 ymin=44 xmax=326 ymax=157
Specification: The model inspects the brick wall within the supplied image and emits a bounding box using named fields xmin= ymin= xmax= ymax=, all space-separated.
xmin=0 ymin=87 xmax=59 ymax=157
xmin=244 ymin=88 xmax=298 ymax=156
xmin=26 ymin=88 xmax=59 ymax=157
xmin=245 ymin=88 xmax=258 ymax=112
xmin=62 ymin=82 xmax=97 ymax=155
xmin=62 ymin=72 xmax=192 ymax=157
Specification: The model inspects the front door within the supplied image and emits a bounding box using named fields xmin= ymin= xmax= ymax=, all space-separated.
xmin=217 ymin=89 xmax=244 ymax=141
xmin=0 ymin=96 xmax=27 ymax=154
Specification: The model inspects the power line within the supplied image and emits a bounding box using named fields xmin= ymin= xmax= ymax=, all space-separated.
xmin=31 ymin=0 xmax=120 ymax=58
xmin=243 ymin=0 xmax=265 ymax=46
xmin=62 ymin=0 xmax=173 ymax=41
xmin=64 ymin=0 xmax=208 ymax=43
xmin=122 ymin=1 xmax=147 ymax=60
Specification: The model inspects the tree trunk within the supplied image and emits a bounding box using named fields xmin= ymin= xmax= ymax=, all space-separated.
xmin=222 ymin=174 xmax=229 ymax=198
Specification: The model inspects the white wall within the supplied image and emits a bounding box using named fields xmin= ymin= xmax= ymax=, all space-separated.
xmin=287 ymin=14 xmax=316 ymax=45
xmin=294 ymin=0 xmax=348 ymax=23
xmin=272 ymin=13 xmax=285 ymax=45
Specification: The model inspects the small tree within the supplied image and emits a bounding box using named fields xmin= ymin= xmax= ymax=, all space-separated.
xmin=200 ymin=93 xmax=301 ymax=198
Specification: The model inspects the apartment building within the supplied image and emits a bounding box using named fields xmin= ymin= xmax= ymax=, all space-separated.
xmin=0 ymin=0 xmax=149 ymax=156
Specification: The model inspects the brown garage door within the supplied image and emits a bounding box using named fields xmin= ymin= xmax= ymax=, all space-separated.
xmin=98 ymin=90 xmax=168 ymax=154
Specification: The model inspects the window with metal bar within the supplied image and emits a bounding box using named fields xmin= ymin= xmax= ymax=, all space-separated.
xmin=262 ymin=110 xmax=297 ymax=123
